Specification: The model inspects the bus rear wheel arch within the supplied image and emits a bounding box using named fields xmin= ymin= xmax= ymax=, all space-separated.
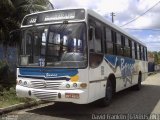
xmin=134 ymin=71 xmax=142 ymax=90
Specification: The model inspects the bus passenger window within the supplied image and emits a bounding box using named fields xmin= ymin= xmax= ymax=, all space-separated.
xmin=105 ymin=27 xmax=113 ymax=54
xmin=116 ymin=33 xmax=123 ymax=56
xmin=124 ymin=38 xmax=131 ymax=58
xmin=88 ymin=21 xmax=103 ymax=68
xmin=137 ymin=44 xmax=140 ymax=60
xmin=132 ymin=41 xmax=135 ymax=59
xmin=95 ymin=27 xmax=102 ymax=53
xmin=89 ymin=25 xmax=102 ymax=53
xmin=89 ymin=27 xmax=94 ymax=52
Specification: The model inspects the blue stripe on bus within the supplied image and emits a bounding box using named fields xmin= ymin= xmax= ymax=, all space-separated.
xmin=19 ymin=68 xmax=78 ymax=80
xmin=105 ymin=55 xmax=135 ymax=67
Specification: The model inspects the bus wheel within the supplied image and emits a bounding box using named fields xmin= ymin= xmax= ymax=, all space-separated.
xmin=134 ymin=73 xmax=142 ymax=90
xmin=100 ymin=80 xmax=113 ymax=107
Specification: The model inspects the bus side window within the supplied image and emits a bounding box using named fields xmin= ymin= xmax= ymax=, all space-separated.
xmin=139 ymin=45 xmax=142 ymax=60
xmin=105 ymin=27 xmax=113 ymax=54
xmin=111 ymin=30 xmax=117 ymax=55
xmin=124 ymin=38 xmax=131 ymax=58
xmin=88 ymin=18 xmax=103 ymax=68
xmin=134 ymin=42 xmax=138 ymax=59
xmin=144 ymin=47 xmax=147 ymax=61
xmin=89 ymin=27 xmax=95 ymax=52
xmin=116 ymin=33 xmax=123 ymax=56
xmin=132 ymin=41 xmax=135 ymax=59
xmin=137 ymin=44 xmax=140 ymax=60
xmin=142 ymin=47 xmax=145 ymax=61
xmin=89 ymin=26 xmax=102 ymax=53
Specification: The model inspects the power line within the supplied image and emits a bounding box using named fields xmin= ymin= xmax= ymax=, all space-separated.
xmin=120 ymin=1 xmax=160 ymax=27
xmin=124 ymin=28 xmax=160 ymax=31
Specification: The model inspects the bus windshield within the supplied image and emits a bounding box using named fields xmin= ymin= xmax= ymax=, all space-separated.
xmin=19 ymin=22 xmax=87 ymax=68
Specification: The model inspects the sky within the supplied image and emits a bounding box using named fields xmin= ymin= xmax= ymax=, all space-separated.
xmin=50 ymin=0 xmax=160 ymax=51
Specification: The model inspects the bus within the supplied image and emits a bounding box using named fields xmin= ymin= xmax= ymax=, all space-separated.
xmin=16 ymin=8 xmax=148 ymax=106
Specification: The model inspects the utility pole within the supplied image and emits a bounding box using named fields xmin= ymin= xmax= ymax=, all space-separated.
xmin=110 ymin=12 xmax=115 ymax=23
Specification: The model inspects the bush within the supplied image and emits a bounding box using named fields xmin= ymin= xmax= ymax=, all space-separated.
xmin=0 ymin=87 xmax=31 ymax=108
xmin=0 ymin=60 xmax=16 ymax=89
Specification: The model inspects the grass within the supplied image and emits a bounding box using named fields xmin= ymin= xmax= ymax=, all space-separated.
xmin=0 ymin=86 xmax=31 ymax=108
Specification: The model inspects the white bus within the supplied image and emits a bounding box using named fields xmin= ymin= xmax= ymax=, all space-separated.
xmin=16 ymin=8 xmax=148 ymax=106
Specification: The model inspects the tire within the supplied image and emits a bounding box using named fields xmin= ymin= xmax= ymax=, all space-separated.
xmin=134 ymin=73 xmax=142 ymax=90
xmin=99 ymin=80 xmax=113 ymax=107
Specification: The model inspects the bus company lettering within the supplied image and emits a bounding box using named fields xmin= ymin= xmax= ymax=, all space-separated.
xmin=105 ymin=55 xmax=135 ymax=86
xmin=105 ymin=55 xmax=135 ymax=75
xmin=120 ymin=58 xmax=134 ymax=78
xmin=46 ymin=73 xmax=58 ymax=77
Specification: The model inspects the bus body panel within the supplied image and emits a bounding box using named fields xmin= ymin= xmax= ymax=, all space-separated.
xmin=88 ymin=54 xmax=148 ymax=103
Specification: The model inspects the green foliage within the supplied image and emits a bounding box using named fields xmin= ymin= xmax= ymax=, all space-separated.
xmin=0 ymin=60 xmax=16 ymax=89
xmin=0 ymin=0 xmax=53 ymax=44
xmin=0 ymin=87 xmax=31 ymax=108
xmin=0 ymin=60 xmax=9 ymax=80
xmin=148 ymin=51 xmax=160 ymax=64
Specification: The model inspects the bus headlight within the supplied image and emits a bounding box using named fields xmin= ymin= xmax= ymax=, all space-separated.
xmin=17 ymin=80 xmax=22 ymax=85
xmin=73 ymin=83 xmax=77 ymax=88
xmin=66 ymin=84 xmax=70 ymax=88
xmin=24 ymin=81 xmax=28 ymax=86
xmin=80 ymin=83 xmax=87 ymax=89
xmin=64 ymin=82 xmax=87 ymax=89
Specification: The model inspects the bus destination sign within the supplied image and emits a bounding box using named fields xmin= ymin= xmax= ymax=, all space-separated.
xmin=22 ymin=9 xmax=85 ymax=26
xmin=44 ymin=11 xmax=75 ymax=21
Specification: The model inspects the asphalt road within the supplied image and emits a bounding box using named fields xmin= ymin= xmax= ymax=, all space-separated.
xmin=2 ymin=73 xmax=160 ymax=120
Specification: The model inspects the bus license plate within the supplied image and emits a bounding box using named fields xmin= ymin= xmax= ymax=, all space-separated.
xmin=65 ymin=93 xmax=79 ymax=99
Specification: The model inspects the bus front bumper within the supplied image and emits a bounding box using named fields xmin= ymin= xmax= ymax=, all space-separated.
xmin=16 ymin=85 xmax=88 ymax=104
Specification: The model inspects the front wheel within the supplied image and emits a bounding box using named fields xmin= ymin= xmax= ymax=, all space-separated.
xmin=99 ymin=80 xmax=113 ymax=107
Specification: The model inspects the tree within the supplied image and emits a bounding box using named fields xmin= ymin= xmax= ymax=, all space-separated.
xmin=154 ymin=52 xmax=159 ymax=64
xmin=12 ymin=0 xmax=54 ymax=24
xmin=0 ymin=0 xmax=16 ymax=44
xmin=0 ymin=0 xmax=54 ymax=44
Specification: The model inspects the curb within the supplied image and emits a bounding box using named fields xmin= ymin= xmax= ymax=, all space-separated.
xmin=0 ymin=100 xmax=47 ymax=115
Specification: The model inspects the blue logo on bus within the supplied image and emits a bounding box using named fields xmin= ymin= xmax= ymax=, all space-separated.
xmin=105 ymin=55 xmax=135 ymax=86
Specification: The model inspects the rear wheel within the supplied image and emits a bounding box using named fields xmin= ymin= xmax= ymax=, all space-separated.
xmin=99 ymin=80 xmax=113 ymax=107
xmin=134 ymin=73 xmax=142 ymax=90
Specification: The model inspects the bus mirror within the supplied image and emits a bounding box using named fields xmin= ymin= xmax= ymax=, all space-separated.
xmin=89 ymin=28 xmax=93 ymax=40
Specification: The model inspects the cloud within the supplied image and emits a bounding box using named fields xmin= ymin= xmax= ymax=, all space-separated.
xmin=50 ymin=0 xmax=160 ymax=28
xmin=128 ymin=30 xmax=160 ymax=51
xmin=50 ymin=0 xmax=98 ymax=9
xmin=120 ymin=0 xmax=160 ymax=28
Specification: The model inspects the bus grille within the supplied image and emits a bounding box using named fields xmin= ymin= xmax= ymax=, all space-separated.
xmin=32 ymin=90 xmax=57 ymax=101
xmin=30 ymin=80 xmax=63 ymax=90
